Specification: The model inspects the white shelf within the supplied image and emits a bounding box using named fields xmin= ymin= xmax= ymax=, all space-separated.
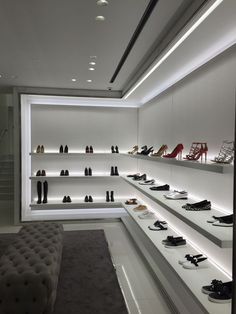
xmin=124 ymin=154 xmax=233 ymax=174
xmin=30 ymin=152 xmax=121 ymax=156
xmin=122 ymin=202 xmax=231 ymax=314
xmin=122 ymin=176 xmax=232 ymax=248
xmin=30 ymin=175 xmax=121 ymax=180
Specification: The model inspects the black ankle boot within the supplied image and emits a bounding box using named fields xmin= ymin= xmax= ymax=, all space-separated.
xmin=115 ymin=146 xmax=119 ymax=153
xmin=84 ymin=167 xmax=88 ymax=176
xmin=37 ymin=181 xmax=42 ymax=204
xmin=111 ymin=146 xmax=115 ymax=153
xmin=88 ymin=167 xmax=92 ymax=176
xmin=90 ymin=146 xmax=93 ymax=153
xmin=110 ymin=166 xmax=114 ymax=176
xmin=65 ymin=170 xmax=69 ymax=176
xmin=59 ymin=145 xmax=63 ymax=153
xmin=43 ymin=181 xmax=48 ymax=203
xmin=36 ymin=170 xmax=41 ymax=176
xmin=86 ymin=146 xmax=89 ymax=153
xmin=106 ymin=191 xmax=110 ymax=202
xmin=110 ymin=191 xmax=114 ymax=202
xmin=114 ymin=166 xmax=119 ymax=176
xmin=88 ymin=195 xmax=93 ymax=202
xmin=60 ymin=170 xmax=65 ymax=176
xmin=84 ymin=195 xmax=89 ymax=202
xmin=64 ymin=145 xmax=68 ymax=153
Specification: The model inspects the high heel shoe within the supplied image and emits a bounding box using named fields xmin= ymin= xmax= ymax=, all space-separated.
xmin=128 ymin=145 xmax=138 ymax=154
xmin=211 ymin=140 xmax=234 ymax=164
xmin=151 ymin=144 xmax=168 ymax=157
xmin=163 ymin=144 xmax=184 ymax=159
xmin=185 ymin=143 xmax=208 ymax=162
xmin=142 ymin=146 xmax=154 ymax=155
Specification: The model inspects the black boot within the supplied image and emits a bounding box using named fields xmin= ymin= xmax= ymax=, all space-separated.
xmin=59 ymin=145 xmax=63 ymax=153
xmin=84 ymin=195 xmax=89 ymax=202
xmin=43 ymin=181 xmax=48 ymax=203
xmin=111 ymin=146 xmax=115 ymax=153
xmin=64 ymin=145 xmax=68 ymax=153
xmin=110 ymin=191 xmax=114 ymax=202
xmin=37 ymin=181 xmax=42 ymax=204
xmin=90 ymin=146 xmax=93 ymax=153
xmin=88 ymin=167 xmax=92 ymax=176
xmin=88 ymin=195 xmax=93 ymax=202
xmin=115 ymin=146 xmax=119 ymax=153
xmin=106 ymin=191 xmax=110 ymax=202
xmin=84 ymin=167 xmax=88 ymax=176
xmin=86 ymin=146 xmax=89 ymax=153
xmin=110 ymin=166 xmax=114 ymax=176
xmin=114 ymin=166 xmax=119 ymax=176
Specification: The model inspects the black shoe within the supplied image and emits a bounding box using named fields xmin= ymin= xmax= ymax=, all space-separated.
xmin=90 ymin=146 xmax=93 ymax=153
xmin=42 ymin=181 xmax=48 ymax=204
xmin=133 ymin=174 xmax=146 ymax=181
xmin=164 ymin=237 xmax=186 ymax=248
xmin=115 ymin=146 xmax=119 ymax=153
xmin=36 ymin=145 xmax=41 ymax=153
xmin=183 ymin=200 xmax=211 ymax=211
xmin=110 ymin=191 xmax=114 ymax=202
xmin=64 ymin=145 xmax=68 ymax=153
xmin=59 ymin=145 xmax=63 ymax=153
xmin=37 ymin=181 xmax=42 ymax=204
xmin=60 ymin=170 xmax=65 ymax=176
xmin=40 ymin=145 xmax=44 ymax=153
xmin=137 ymin=145 xmax=147 ymax=154
xmin=208 ymin=283 xmax=232 ymax=303
xmin=88 ymin=195 xmax=93 ymax=202
xmin=114 ymin=166 xmax=119 ymax=176
xmin=110 ymin=166 xmax=114 ymax=176
xmin=162 ymin=236 xmax=183 ymax=244
xmin=84 ymin=195 xmax=89 ymax=202
xmin=66 ymin=196 xmax=71 ymax=203
xmin=182 ymin=199 xmax=209 ymax=209
xmin=84 ymin=167 xmax=88 ymax=176
xmin=150 ymin=184 xmax=170 ymax=191
xmin=142 ymin=146 xmax=154 ymax=155
xmin=65 ymin=170 xmax=69 ymax=176
xmin=88 ymin=167 xmax=92 ymax=176
xmin=106 ymin=191 xmax=110 ymax=202
xmin=111 ymin=146 xmax=115 ymax=153
xmin=36 ymin=170 xmax=41 ymax=176
xmin=41 ymin=170 xmax=46 ymax=176
xmin=62 ymin=196 xmax=67 ymax=203
xmin=86 ymin=146 xmax=89 ymax=153
xmin=127 ymin=173 xmax=140 ymax=178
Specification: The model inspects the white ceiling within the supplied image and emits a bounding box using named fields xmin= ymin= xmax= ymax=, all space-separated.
xmin=0 ymin=0 xmax=203 ymax=93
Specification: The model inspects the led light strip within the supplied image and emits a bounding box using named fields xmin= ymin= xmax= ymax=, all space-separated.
xmin=124 ymin=0 xmax=224 ymax=100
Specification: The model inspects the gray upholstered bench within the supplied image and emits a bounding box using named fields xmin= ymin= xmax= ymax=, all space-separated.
xmin=0 ymin=222 xmax=63 ymax=314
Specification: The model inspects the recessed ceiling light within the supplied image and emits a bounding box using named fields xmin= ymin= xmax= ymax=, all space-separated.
xmin=95 ymin=16 xmax=105 ymax=21
xmin=87 ymin=79 xmax=92 ymax=83
xmin=97 ymin=0 xmax=109 ymax=6
xmin=89 ymin=61 xmax=96 ymax=66
xmin=89 ymin=67 xmax=95 ymax=71
xmin=71 ymin=78 xmax=77 ymax=82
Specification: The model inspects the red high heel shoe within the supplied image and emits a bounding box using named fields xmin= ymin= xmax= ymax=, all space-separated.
xmin=185 ymin=143 xmax=208 ymax=162
xmin=163 ymin=144 xmax=184 ymax=160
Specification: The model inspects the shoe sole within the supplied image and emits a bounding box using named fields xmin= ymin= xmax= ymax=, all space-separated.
xmin=164 ymin=244 xmax=186 ymax=248
xmin=208 ymin=295 xmax=231 ymax=303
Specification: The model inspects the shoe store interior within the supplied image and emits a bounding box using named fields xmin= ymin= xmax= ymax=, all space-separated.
xmin=0 ymin=0 xmax=235 ymax=313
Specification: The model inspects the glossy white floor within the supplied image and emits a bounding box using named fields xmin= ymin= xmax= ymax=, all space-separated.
xmin=0 ymin=220 xmax=172 ymax=314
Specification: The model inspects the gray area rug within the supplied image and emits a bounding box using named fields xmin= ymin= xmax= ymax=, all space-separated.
xmin=0 ymin=230 xmax=128 ymax=314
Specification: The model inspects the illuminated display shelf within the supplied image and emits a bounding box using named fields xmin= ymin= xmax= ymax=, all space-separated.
xmin=121 ymin=202 xmax=231 ymax=314
xmin=30 ymin=175 xmax=122 ymax=180
xmin=124 ymin=154 xmax=233 ymax=174
xmin=122 ymin=176 xmax=232 ymax=248
xmin=30 ymin=152 xmax=122 ymax=156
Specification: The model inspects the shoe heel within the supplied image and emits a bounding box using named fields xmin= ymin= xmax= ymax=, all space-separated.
xmin=178 ymin=150 xmax=182 ymax=160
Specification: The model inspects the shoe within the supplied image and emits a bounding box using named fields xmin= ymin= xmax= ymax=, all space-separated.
xmin=36 ymin=170 xmax=41 ymax=176
xmin=150 ymin=184 xmax=169 ymax=191
xmin=202 ymin=280 xmax=232 ymax=294
xmin=62 ymin=196 xmax=67 ymax=203
xmin=133 ymin=174 xmax=146 ymax=181
xmin=151 ymin=145 xmax=168 ymax=157
xmin=163 ymin=144 xmax=184 ymax=159
xmin=84 ymin=168 xmax=88 ymax=176
xmin=84 ymin=195 xmax=89 ymax=202
xmin=66 ymin=196 xmax=72 ymax=203
xmin=139 ymin=179 xmax=155 ymax=185
xmin=110 ymin=166 xmax=114 ymax=176
xmin=164 ymin=190 xmax=188 ymax=200
xmin=88 ymin=195 xmax=93 ymax=202
xmin=182 ymin=257 xmax=208 ymax=269
xmin=114 ymin=166 xmax=119 ymax=176
xmin=115 ymin=145 xmax=119 ymax=153
xmin=212 ymin=220 xmax=233 ymax=227
xmin=182 ymin=199 xmax=209 ymax=209
xmin=111 ymin=145 xmax=115 ymax=153
xmin=208 ymin=283 xmax=232 ymax=303
xmin=127 ymin=173 xmax=140 ymax=178
xmin=90 ymin=146 xmax=93 ymax=153
xmin=110 ymin=191 xmax=114 ymax=202
xmin=141 ymin=146 xmax=154 ymax=155
xmin=148 ymin=220 xmax=168 ymax=231
xmin=65 ymin=170 xmax=69 ymax=176
xmin=207 ymin=214 xmax=233 ymax=223
xmin=40 ymin=145 xmax=44 ymax=153
xmin=183 ymin=200 xmax=211 ymax=211
xmin=60 ymin=170 xmax=65 ymax=176
xmin=64 ymin=145 xmax=68 ymax=153
xmin=125 ymin=198 xmax=138 ymax=205
xmin=164 ymin=238 xmax=186 ymax=248
xmin=37 ymin=181 xmax=42 ymax=204
xmin=178 ymin=254 xmax=203 ymax=265
xmin=106 ymin=191 xmax=110 ymax=202
xmin=88 ymin=167 xmax=92 ymax=176
xmin=211 ymin=140 xmax=234 ymax=164
xmin=128 ymin=145 xmax=138 ymax=154
xmin=133 ymin=205 xmax=147 ymax=212
xmin=59 ymin=145 xmax=63 ymax=153
xmin=138 ymin=210 xmax=156 ymax=219
xmin=41 ymin=170 xmax=46 ymax=176
xmin=184 ymin=142 xmax=208 ymax=162
xmin=36 ymin=145 xmax=41 ymax=153
xmin=137 ymin=145 xmax=147 ymax=154
xmin=162 ymin=236 xmax=183 ymax=244
xmin=86 ymin=146 xmax=89 ymax=153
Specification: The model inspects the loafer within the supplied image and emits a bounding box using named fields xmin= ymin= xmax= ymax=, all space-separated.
xmin=165 ymin=190 xmax=188 ymax=199
xmin=150 ymin=184 xmax=170 ymax=191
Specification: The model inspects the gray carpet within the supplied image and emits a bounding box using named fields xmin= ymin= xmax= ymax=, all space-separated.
xmin=0 ymin=230 xmax=128 ymax=314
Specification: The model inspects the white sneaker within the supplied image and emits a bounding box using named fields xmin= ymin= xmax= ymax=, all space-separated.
xmin=164 ymin=190 xmax=188 ymax=200
xmin=138 ymin=210 xmax=156 ymax=219
xmin=183 ymin=257 xmax=208 ymax=269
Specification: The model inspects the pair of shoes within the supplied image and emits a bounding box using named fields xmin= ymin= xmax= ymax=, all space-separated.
xmin=36 ymin=145 xmax=44 ymax=153
xmin=84 ymin=167 xmax=92 ymax=176
xmin=86 ymin=145 xmax=93 ymax=153
xmin=138 ymin=210 xmax=156 ymax=219
xmin=133 ymin=205 xmax=147 ymax=212
xmin=60 ymin=170 xmax=69 ymax=176
xmin=37 ymin=181 xmax=48 ymax=204
xmin=132 ymin=174 xmax=146 ymax=181
xmin=62 ymin=195 xmax=71 ymax=203
xmin=125 ymin=198 xmax=138 ymax=205
xmin=85 ymin=195 xmax=93 ymax=202
xmin=163 ymin=144 xmax=184 ymax=159
xmin=110 ymin=166 xmax=119 ymax=176
xmin=151 ymin=144 xmax=168 ymax=157
xmin=211 ymin=140 xmax=234 ymax=164
xmin=137 ymin=145 xmax=154 ymax=155
xmin=148 ymin=220 xmax=167 ymax=230
xmin=139 ymin=179 xmax=155 ymax=185
xmin=162 ymin=236 xmax=186 ymax=248
xmin=179 ymin=254 xmax=208 ymax=269
xmin=36 ymin=170 xmax=46 ymax=176
xmin=182 ymin=199 xmax=211 ymax=211
xmin=184 ymin=142 xmax=208 ymax=162
xmin=165 ymin=190 xmax=188 ymax=200
xmin=106 ymin=191 xmax=114 ymax=202
xmin=111 ymin=145 xmax=119 ymax=153
xmin=150 ymin=184 xmax=169 ymax=191
xmin=128 ymin=145 xmax=138 ymax=154
xmin=59 ymin=145 xmax=68 ymax=153
xmin=207 ymin=214 xmax=233 ymax=227
xmin=202 ymin=280 xmax=232 ymax=303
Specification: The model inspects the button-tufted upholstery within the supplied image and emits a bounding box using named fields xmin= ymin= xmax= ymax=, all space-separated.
xmin=0 ymin=222 xmax=63 ymax=314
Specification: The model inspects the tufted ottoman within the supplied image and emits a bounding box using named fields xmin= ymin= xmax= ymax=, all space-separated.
xmin=0 ymin=222 xmax=63 ymax=314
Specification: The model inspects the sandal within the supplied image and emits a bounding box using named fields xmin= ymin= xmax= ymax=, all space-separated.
xmin=133 ymin=205 xmax=147 ymax=212
xmin=125 ymin=198 xmax=138 ymax=205
xmin=128 ymin=145 xmax=139 ymax=154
